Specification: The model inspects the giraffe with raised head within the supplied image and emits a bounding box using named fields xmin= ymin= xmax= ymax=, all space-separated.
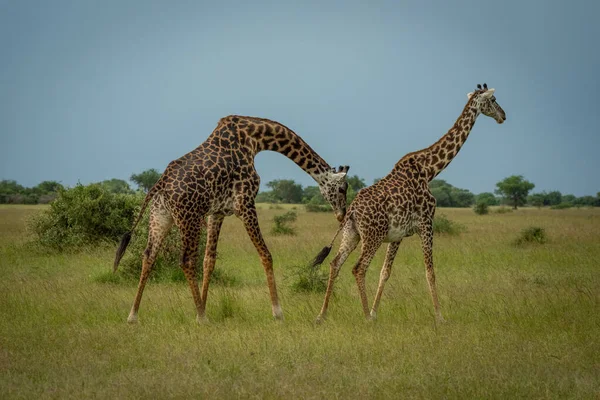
xmin=113 ymin=115 xmax=350 ymax=323
xmin=312 ymin=84 xmax=506 ymax=323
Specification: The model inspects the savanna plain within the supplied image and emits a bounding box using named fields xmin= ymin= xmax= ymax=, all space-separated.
xmin=1 ymin=205 xmax=599 ymax=399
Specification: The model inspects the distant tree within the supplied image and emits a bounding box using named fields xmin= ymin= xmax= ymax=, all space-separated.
xmin=0 ymin=180 xmax=35 ymax=204
xmin=346 ymin=186 xmax=358 ymax=205
xmin=373 ymin=178 xmax=382 ymax=184
xmin=495 ymin=175 xmax=535 ymax=209
xmin=573 ymin=195 xmax=596 ymax=207
xmin=130 ymin=169 xmax=161 ymax=192
xmin=33 ymin=180 xmax=64 ymax=194
xmin=266 ymin=179 xmax=303 ymax=204
xmin=528 ymin=193 xmax=545 ymax=208
xmin=429 ymin=179 xmax=475 ymax=207
xmin=255 ymin=191 xmax=277 ymax=203
xmin=100 ymin=179 xmax=133 ymax=194
xmin=430 ymin=179 xmax=452 ymax=207
xmin=452 ymin=188 xmax=475 ymax=207
xmin=302 ymin=186 xmax=325 ymax=205
xmin=0 ymin=179 xmax=24 ymax=195
xmin=347 ymin=175 xmax=366 ymax=192
xmin=476 ymin=192 xmax=499 ymax=206
xmin=561 ymin=194 xmax=576 ymax=204
xmin=545 ymin=190 xmax=562 ymax=206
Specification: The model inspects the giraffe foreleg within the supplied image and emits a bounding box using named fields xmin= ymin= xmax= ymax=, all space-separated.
xmin=370 ymin=241 xmax=400 ymax=320
xmin=199 ymin=214 xmax=224 ymax=320
xmin=239 ymin=205 xmax=283 ymax=320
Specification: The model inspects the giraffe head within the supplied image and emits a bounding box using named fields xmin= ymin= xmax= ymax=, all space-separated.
xmin=320 ymin=165 xmax=350 ymax=221
xmin=467 ymin=83 xmax=506 ymax=124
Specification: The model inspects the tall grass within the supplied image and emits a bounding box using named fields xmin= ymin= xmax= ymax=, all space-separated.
xmin=1 ymin=205 xmax=599 ymax=398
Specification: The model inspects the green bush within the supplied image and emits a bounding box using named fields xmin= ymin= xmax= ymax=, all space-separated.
xmin=495 ymin=206 xmax=513 ymax=214
xmin=432 ymin=214 xmax=466 ymax=235
xmin=550 ymin=202 xmax=572 ymax=210
xmin=286 ymin=263 xmax=328 ymax=293
xmin=473 ymin=202 xmax=489 ymax=215
xmin=304 ymin=203 xmax=333 ymax=213
xmin=117 ymin=208 xmax=201 ymax=281
xmin=272 ymin=211 xmax=297 ymax=235
xmin=28 ymin=183 xmax=235 ymax=285
xmin=29 ymin=184 xmax=140 ymax=250
xmin=514 ymin=226 xmax=548 ymax=245
xmin=115 ymin=209 xmax=241 ymax=286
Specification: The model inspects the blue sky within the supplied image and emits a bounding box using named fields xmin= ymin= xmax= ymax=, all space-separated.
xmin=1 ymin=0 xmax=598 ymax=196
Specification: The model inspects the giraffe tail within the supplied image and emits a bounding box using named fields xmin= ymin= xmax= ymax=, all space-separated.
xmin=310 ymin=216 xmax=346 ymax=268
xmin=113 ymin=186 xmax=157 ymax=273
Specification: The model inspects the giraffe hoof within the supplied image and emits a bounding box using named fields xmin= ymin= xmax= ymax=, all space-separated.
xmin=127 ymin=314 xmax=138 ymax=324
xmin=273 ymin=314 xmax=284 ymax=322
xmin=369 ymin=310 xmax=377 ymax=320
xmin=315 ymin=315 xmax=325 ymax=325
xmin=272 ymin=305 xmax=284 ymax=321
xmin=196 ymin=315 xmax=209 ymax=324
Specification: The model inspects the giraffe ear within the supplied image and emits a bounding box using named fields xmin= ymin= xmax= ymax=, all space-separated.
xmin=332 ymin=172 xmax=347 ymax=180
xmin=481 ymin=88 xmax=495 ymax=98
xmin=467 ymin=92 xmax=474 ymax=99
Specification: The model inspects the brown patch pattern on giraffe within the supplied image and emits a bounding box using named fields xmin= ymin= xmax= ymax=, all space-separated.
xmin=313 ymin=84 xmax=506 ymax=323
xmin=114 ymin=115 xmax=350 ymax=323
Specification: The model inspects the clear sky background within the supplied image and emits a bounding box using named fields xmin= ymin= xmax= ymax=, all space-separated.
xmin=1 ymin=0 xmax=598 ymax=196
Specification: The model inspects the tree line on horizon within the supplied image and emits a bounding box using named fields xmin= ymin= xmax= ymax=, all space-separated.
xmin=1 ymin=169 xmax=599 ymax=209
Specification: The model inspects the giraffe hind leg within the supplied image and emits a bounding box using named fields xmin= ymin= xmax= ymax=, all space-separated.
xmin=420 ymin=220 xmax=445 ymax=323
xmin=239 ymin=205 xmax=283 ymax=320
xmin=128 ymin=197 xmax=173 ymax=323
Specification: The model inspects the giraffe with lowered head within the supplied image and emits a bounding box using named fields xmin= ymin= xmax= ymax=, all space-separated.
xmin=114 ymin=116 xmax=350 ymax=323
xmin=312 ymin=84 xmax=506 ymax=323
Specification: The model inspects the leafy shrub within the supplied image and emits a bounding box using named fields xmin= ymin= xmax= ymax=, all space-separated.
xmin=495 ymin=206 xmax=513 ymax=214
xmin=28 ymin=183 xmax=233 ymax=285
xmin=550 ymin=202 xmax=572 ymax=210
xmin=473 ymin=202 xmax=489 ymax=215
xmin=268 ymin=204 xmax=283 ymax=210
xmin=272 ymin=211 xmax=297 ymax=235
xmin=287 ymin=263 xmax=328 ymax=293
xmin=432 ymin=214 xmax=465 ymax=235
xmin=108 ymin=200 xmax=233 ymax=285
xmin=305 ymin=203 xmax=333 ymax=213
xmin=115 ymin=209 xmax=241 ymax=285
xmin=514 ymin=226 xmax=548 ymax=245
xmin=29 ymin=184 xmax=140 ymax=250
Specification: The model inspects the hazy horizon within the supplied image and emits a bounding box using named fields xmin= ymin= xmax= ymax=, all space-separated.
xmin=1 ymin=1 xmax=598 ymax=196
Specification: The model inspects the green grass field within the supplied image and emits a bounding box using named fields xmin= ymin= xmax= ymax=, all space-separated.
xmin=1 ymin=204 xmax=599 ymax=398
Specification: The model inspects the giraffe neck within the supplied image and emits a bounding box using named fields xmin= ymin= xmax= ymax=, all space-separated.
xmin=230 ymin=116 xmax=332 ymax=184
xmin=414 ymin=101 xmax=480 ymax=181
